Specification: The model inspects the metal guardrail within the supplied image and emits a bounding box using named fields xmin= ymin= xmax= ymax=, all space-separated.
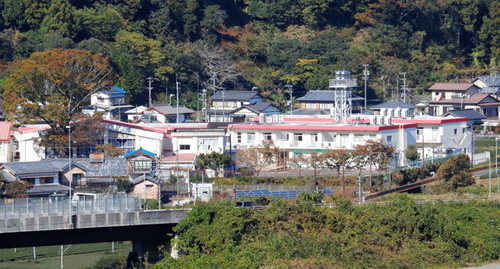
xmin=0 ymin=195 xmax=141 ymax=219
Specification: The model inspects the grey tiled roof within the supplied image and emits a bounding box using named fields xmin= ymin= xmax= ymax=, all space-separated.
xmin=74 ymin=158 xmax=128 ymax=177
xmin=210 ymin=90 xmax=261 ymax=101
xmin=26 ymin=183 xmax=69 ymax=196
xmin=477 ymin=75 xmax=500 ymax=87
xmin=148 ymin=105 xmax=194 ymax=115
xmin=286 ymin=109 xmax=330 ymax=116
xmin=479 ymin=86 xmax=500 ymax=94
xmin=244 ymin=102 xmax=274 ymax=113
xmin=3 ymin=159 xmax=88 ymax=175
xmin=1 ymin=169 xmax=16 ymax=182
xmin=298 ymin=91 xmax=364 ymax=102
xmin=370 ymin=101 xmax=416 ymax=109
xmin=442 ymin=109 xmax=487 ymax=121
xmin=131 ymin=174 xmax=157 ymax=185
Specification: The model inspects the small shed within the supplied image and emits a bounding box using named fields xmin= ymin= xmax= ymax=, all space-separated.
xmin=130 ymin=174 xmax=159 ymax=200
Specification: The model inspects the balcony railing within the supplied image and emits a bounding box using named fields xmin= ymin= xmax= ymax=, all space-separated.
xmin=329 ymin=79 xmax=358 ymax=88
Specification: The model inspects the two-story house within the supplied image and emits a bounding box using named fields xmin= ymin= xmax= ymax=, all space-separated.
xmin=427 ymin=83 xmax=500 ymax=117
xmin=83 ymin=86 xmax=133 ymax=120
xmin=231 ymin=102 xmax=281 ymax=122
xmin=124 ymin=147 xmax=156 ymax=176
xmin=208 ymin=90 xmax=281 ymax=122
xmin=295 ymin=90 xmax=364 ymax=115
xmin=0 ymin=159 xmax=89 ymax=197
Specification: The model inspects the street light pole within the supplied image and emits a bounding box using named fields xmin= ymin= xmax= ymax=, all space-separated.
xmin=66 ymin=125 xmax=72 ymax=225
xmin=489 ymin=157 xmax=492 ymax=198
xmin=381 ymin=77 xmax=385 ymax=102
xmin=497 ymin=137 xmax=499 ymax=194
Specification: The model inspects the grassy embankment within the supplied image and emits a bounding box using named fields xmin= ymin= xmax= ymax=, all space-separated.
xmin=0 ymin=242 xmax=130 ymax=269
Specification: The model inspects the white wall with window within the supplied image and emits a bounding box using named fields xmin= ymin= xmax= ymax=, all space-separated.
xmin=170 ymin=129 xmax=226 ymax=155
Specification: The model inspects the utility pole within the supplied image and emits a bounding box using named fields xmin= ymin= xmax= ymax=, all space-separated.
xmin=363 ymin=64 xmax=369 ymax=110
xmin=146 ymin=77 xmax=154 ymax=107
xmin=285 ymin=84 xmax=293 ymax=115
xmin=422 ymin=133 xmax=425 ymax=179
xmin=400 ymin=72 xmax=407 ymax=103
xmin=176 ymin=75 xmax=180 ymax=124
xmin=381 ymin=77 xmax=385 ymax=102
xmin=201 ymin=89 xmax=207 ymax=122
xmin=222 ymin=89 xmax=225 ymax=123
xmin=165 ymin=82 xmax=168 ymax=105
xmin=396 ymin=75 xmax=399 ymax=101
xmin=197 ymin=73 xmax=200 ymax=122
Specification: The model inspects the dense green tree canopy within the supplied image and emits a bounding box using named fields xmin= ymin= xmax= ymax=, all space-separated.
xmin=0 ymin=0 xmax=497 ymax=108
xmin=155 ymin=195 xmax=500 ymax=268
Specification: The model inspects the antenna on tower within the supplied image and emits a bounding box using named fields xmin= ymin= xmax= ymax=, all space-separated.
xmin=329 ymin=70 xmax=357 ymax=123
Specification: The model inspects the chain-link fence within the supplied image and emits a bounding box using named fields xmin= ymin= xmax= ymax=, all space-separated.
xmin=0 ymin=194 xmax=141 ymax=219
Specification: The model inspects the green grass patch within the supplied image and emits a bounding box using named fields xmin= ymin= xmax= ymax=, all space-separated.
xmin=0 ymin=242 xmax=130 ymax=269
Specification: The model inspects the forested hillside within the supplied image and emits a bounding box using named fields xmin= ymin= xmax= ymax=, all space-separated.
xmin=0 ymin=0 xmax=498 ymax=109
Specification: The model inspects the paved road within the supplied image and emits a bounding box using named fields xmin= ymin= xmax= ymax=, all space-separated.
xmin=465 ymin=262 xmax=500 ymax=269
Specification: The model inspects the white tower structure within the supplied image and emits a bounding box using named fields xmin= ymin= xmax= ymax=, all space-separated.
xmin=329 ymin=70 xmax=358 ymax=123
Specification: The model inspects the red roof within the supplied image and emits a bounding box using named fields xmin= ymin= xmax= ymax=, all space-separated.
xmin=231 ymin=123 xmax=417 ymax=131
xmin=0 ymin=122 xmax=12 ymax=141
xmin=101 ymin=119 xmax=165 ymax=133
xmin=392 ymin=117 xmax=468 ymax=124
xmin=428 ymin=83 xmax=476 ymax=91
xmin=154 ymin=124 xmax=210 ymax=132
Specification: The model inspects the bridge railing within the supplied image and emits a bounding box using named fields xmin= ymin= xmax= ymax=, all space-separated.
xmin=0 ymin=195 xmax=141 ymax=219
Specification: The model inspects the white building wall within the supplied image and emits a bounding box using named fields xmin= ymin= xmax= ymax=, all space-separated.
xmin=16 ymin=132 xmax=45 ymax=162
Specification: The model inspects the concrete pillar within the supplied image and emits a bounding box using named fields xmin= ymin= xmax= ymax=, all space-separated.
xmin=132 ymin=238 xmax=172 ymax=263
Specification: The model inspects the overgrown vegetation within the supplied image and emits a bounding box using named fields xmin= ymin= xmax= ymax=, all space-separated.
xmin=155 ymin=195 xmax=500 ymax=268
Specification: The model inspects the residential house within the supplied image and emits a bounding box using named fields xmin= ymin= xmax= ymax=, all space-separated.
xmin=157 ymin=128 xmax=227 ymax=179
xmin=74 ymin=157 xmax=128 ymax=190
xmin=429 ymin=92 xmax=500 ymax=117
xmin=0 ymin=159 xmax=89 ymax=197
xmin=83 ymin=86 xmax=133 ymax=120
xmin=130 ymin=174 xmax=159 ymax=200
xmin=426 ymin=83 xmax=500 ymax=116
xmin=143 ymin=105 xmax=194 ymax=123
xmin=370 ymin=101 xmax=417 ymax=117
xmin=231 ymin=102 xmax=281 ymax=122
xmin=473 ymin=73 xmax=500 ymax=96
xmin=124 ymin=147 xmax=156 ymax=177
xmin=208 ymin=90 xmax=263 ymax=122
xmin=295 ymin=90 xmax=364 ymax=115
xmin=442 ymin=109 xmax=486 ymax=127
xmin=124 ymin=106 xmax=149 ymax=122
xmin=0 ymin=122 xmax=14 ymax=163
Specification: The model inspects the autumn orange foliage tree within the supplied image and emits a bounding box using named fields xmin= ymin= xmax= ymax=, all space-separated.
xmin=4 ymin=49 xmax=113 ymax=156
